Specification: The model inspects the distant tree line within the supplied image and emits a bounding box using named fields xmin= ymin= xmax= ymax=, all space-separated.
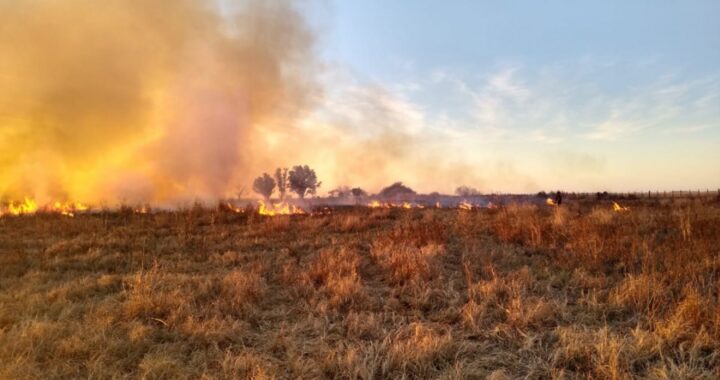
xmin=252 ymin=171 xmax=488 ymax=201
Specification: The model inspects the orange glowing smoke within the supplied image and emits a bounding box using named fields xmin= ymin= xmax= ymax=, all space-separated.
xmin=0 ymin=0 xmax=318 ymax=205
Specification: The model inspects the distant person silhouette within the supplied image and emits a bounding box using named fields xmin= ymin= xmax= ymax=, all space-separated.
xmin=555 ymin=191 xmax=563 ymax=206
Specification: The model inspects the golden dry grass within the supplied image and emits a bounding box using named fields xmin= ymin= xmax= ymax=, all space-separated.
xmin=1 ymin=198 xmax=719 ymax=379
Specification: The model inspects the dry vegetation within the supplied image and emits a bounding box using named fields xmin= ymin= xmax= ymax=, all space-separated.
xmin=1 ymin=197 xmax=719 ymax=379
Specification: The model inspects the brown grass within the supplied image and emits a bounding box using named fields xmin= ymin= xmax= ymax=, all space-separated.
xmin=1 ymin=198 xmax=719 ymax=379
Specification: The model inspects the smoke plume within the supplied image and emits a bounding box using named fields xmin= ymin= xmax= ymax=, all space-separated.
xmin=0 ymin=0 xmax=319 ymax=205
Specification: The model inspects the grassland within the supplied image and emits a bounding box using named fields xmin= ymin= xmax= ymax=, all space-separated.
xmin=1 ymin=197 xmax=718 ymax=379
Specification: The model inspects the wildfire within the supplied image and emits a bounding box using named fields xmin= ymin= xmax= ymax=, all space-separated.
xmin=612 ymin=201 xmax=629 ymax=212
xmin=257 ymin=200 xmax=305 ymax=216
xmin=225 ymin=202 xmax=244 ymax=213
xmin=368 ymin=200 xmax=386 ymax=208
xmin=458 ymin=200 xmax=473 ymax=210
xmin=367 ymin=199 xmax=494 ymax=210
xmin=311 ymin=207 xmax=333 ymax=216
xmin=546 ymin=198 xmax=557 ymax=206
xmin=1 ymin=198 xmax=89 ymax=217
xmin=367 ymin=200 xmax=425 ymax=209
xmin=5 ymin=198 xmax=38 ymax=215
xmin=49 ymin=201 xmax=89 ymax=217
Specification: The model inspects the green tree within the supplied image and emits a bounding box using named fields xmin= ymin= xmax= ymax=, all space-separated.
xmin=288 ymin=165 xmax=321 ymax=199
xmin=252 ymin=173 xmax=276 ymax=200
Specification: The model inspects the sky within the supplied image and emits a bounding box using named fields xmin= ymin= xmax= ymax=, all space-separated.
xmin=299 ymin=0 xmax=720 ymax=192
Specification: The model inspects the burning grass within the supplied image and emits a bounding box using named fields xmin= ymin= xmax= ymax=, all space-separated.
xmin=1 ymin=198 xmax=719 ymax=378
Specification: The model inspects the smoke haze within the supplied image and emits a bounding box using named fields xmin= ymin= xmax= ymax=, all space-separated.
xmin=0 ymin=0 xmax=319 ymax=205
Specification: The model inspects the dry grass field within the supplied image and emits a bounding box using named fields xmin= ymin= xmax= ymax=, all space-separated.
xmin=1 ymin=198 xmax=719 ymax=379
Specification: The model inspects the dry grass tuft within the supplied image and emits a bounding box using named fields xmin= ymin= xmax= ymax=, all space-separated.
xmin=371 ymin=240 xmax=446 ymax=285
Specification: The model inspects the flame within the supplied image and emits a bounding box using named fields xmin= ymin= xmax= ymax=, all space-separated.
xmin=458 ymin=200 xmax=473 ymax=210
xmin=258 ymin=200 xmax=305 ymax=216
xmin=612 ymin=201 xmax=629 ymax=212
xmin=546 ymin=198 xmax=557 ymax=206
xmin=1 ymin=198 xmax=90 ymax=217
xmin=225 ymin=202 xmax=244 ymax=213
xmin=49 ymin=201 xmax=89 ymax=217
xmin=311 ymin=207 xmax=333 ymax=216
xmin=5 ymin=198 xmax=39 ymax=215
xmin=368 ymin=200 xmax=385 ymax=208
xmin=368 ymin=200 xmax=425 ymax=209
xmin=435 ymin=201 xmax=441 ymax=208
xmin=134 ymin=205 xmax=150 ymax=214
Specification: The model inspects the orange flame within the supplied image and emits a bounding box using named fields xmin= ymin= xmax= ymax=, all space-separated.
xmin=368 ymin=200 xmax=385 ymax=208
xmin=546 ymin=198 xmax=557 ymax=206
xmin=49 ymin=201 xmax=89 ymax=217
xmin=612 ymin=201 xmax=629 ymax=212
xmin=458 ymin=200 xmax=472 ymax=210
xmin=133 ymin=205 xmax=150 ymax=214
xmin=258 ymin=200 xmax=305 ymax=216
xmin=368 ymin=200 xmax=425 ymax=209
xmin=5 ymin=198 xmax=39 ymax=215
xmin=1 ymin=198 xmax=90 ymax=217
xmin=225 ymin=202 xmax=244 ymax=213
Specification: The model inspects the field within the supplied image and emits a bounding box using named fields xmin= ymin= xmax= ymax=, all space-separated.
xmin=1 ymin=197 xmax=719 ymax=379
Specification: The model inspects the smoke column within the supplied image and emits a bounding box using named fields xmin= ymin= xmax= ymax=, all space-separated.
xmin=0 ymin=0 xmax=319 ymax=205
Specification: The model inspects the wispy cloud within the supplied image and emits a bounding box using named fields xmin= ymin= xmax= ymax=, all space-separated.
xmin=294 ymin=60 xmax=719 ymax=192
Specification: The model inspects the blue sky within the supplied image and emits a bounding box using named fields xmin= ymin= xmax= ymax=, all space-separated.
xmin=316 ymin=1 xmax=719 ymax=78
xmin=295 ymin=1 xmax=720 ymax=192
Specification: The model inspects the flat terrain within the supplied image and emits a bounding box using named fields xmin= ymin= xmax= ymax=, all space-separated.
xmin=1 ymin=198 xmax=719 ymax=379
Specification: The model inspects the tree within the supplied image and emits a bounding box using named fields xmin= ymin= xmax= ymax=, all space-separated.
xmin=274 ymin=168 xmax=288 ymax=201
xmin=235 ymin=186 xmax=247 ymax=200
xmin=455 ymin=186 xmax=481 ymax=197
xmin=329 ymin=186 xmax=351 ymax=198
xmin=378 ymin=182 xmax=416 ymax=198
xmin=288 ymin=165 xmax=321 ymax=199
xmin=252 ymin=173 xmax=276 ymax=200
xmin=351 ymin=187 xmax=368 ymax=197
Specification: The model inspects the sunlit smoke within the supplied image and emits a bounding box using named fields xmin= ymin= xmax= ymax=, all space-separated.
xmin=0 ymin=0 xmax=319 ymax=206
